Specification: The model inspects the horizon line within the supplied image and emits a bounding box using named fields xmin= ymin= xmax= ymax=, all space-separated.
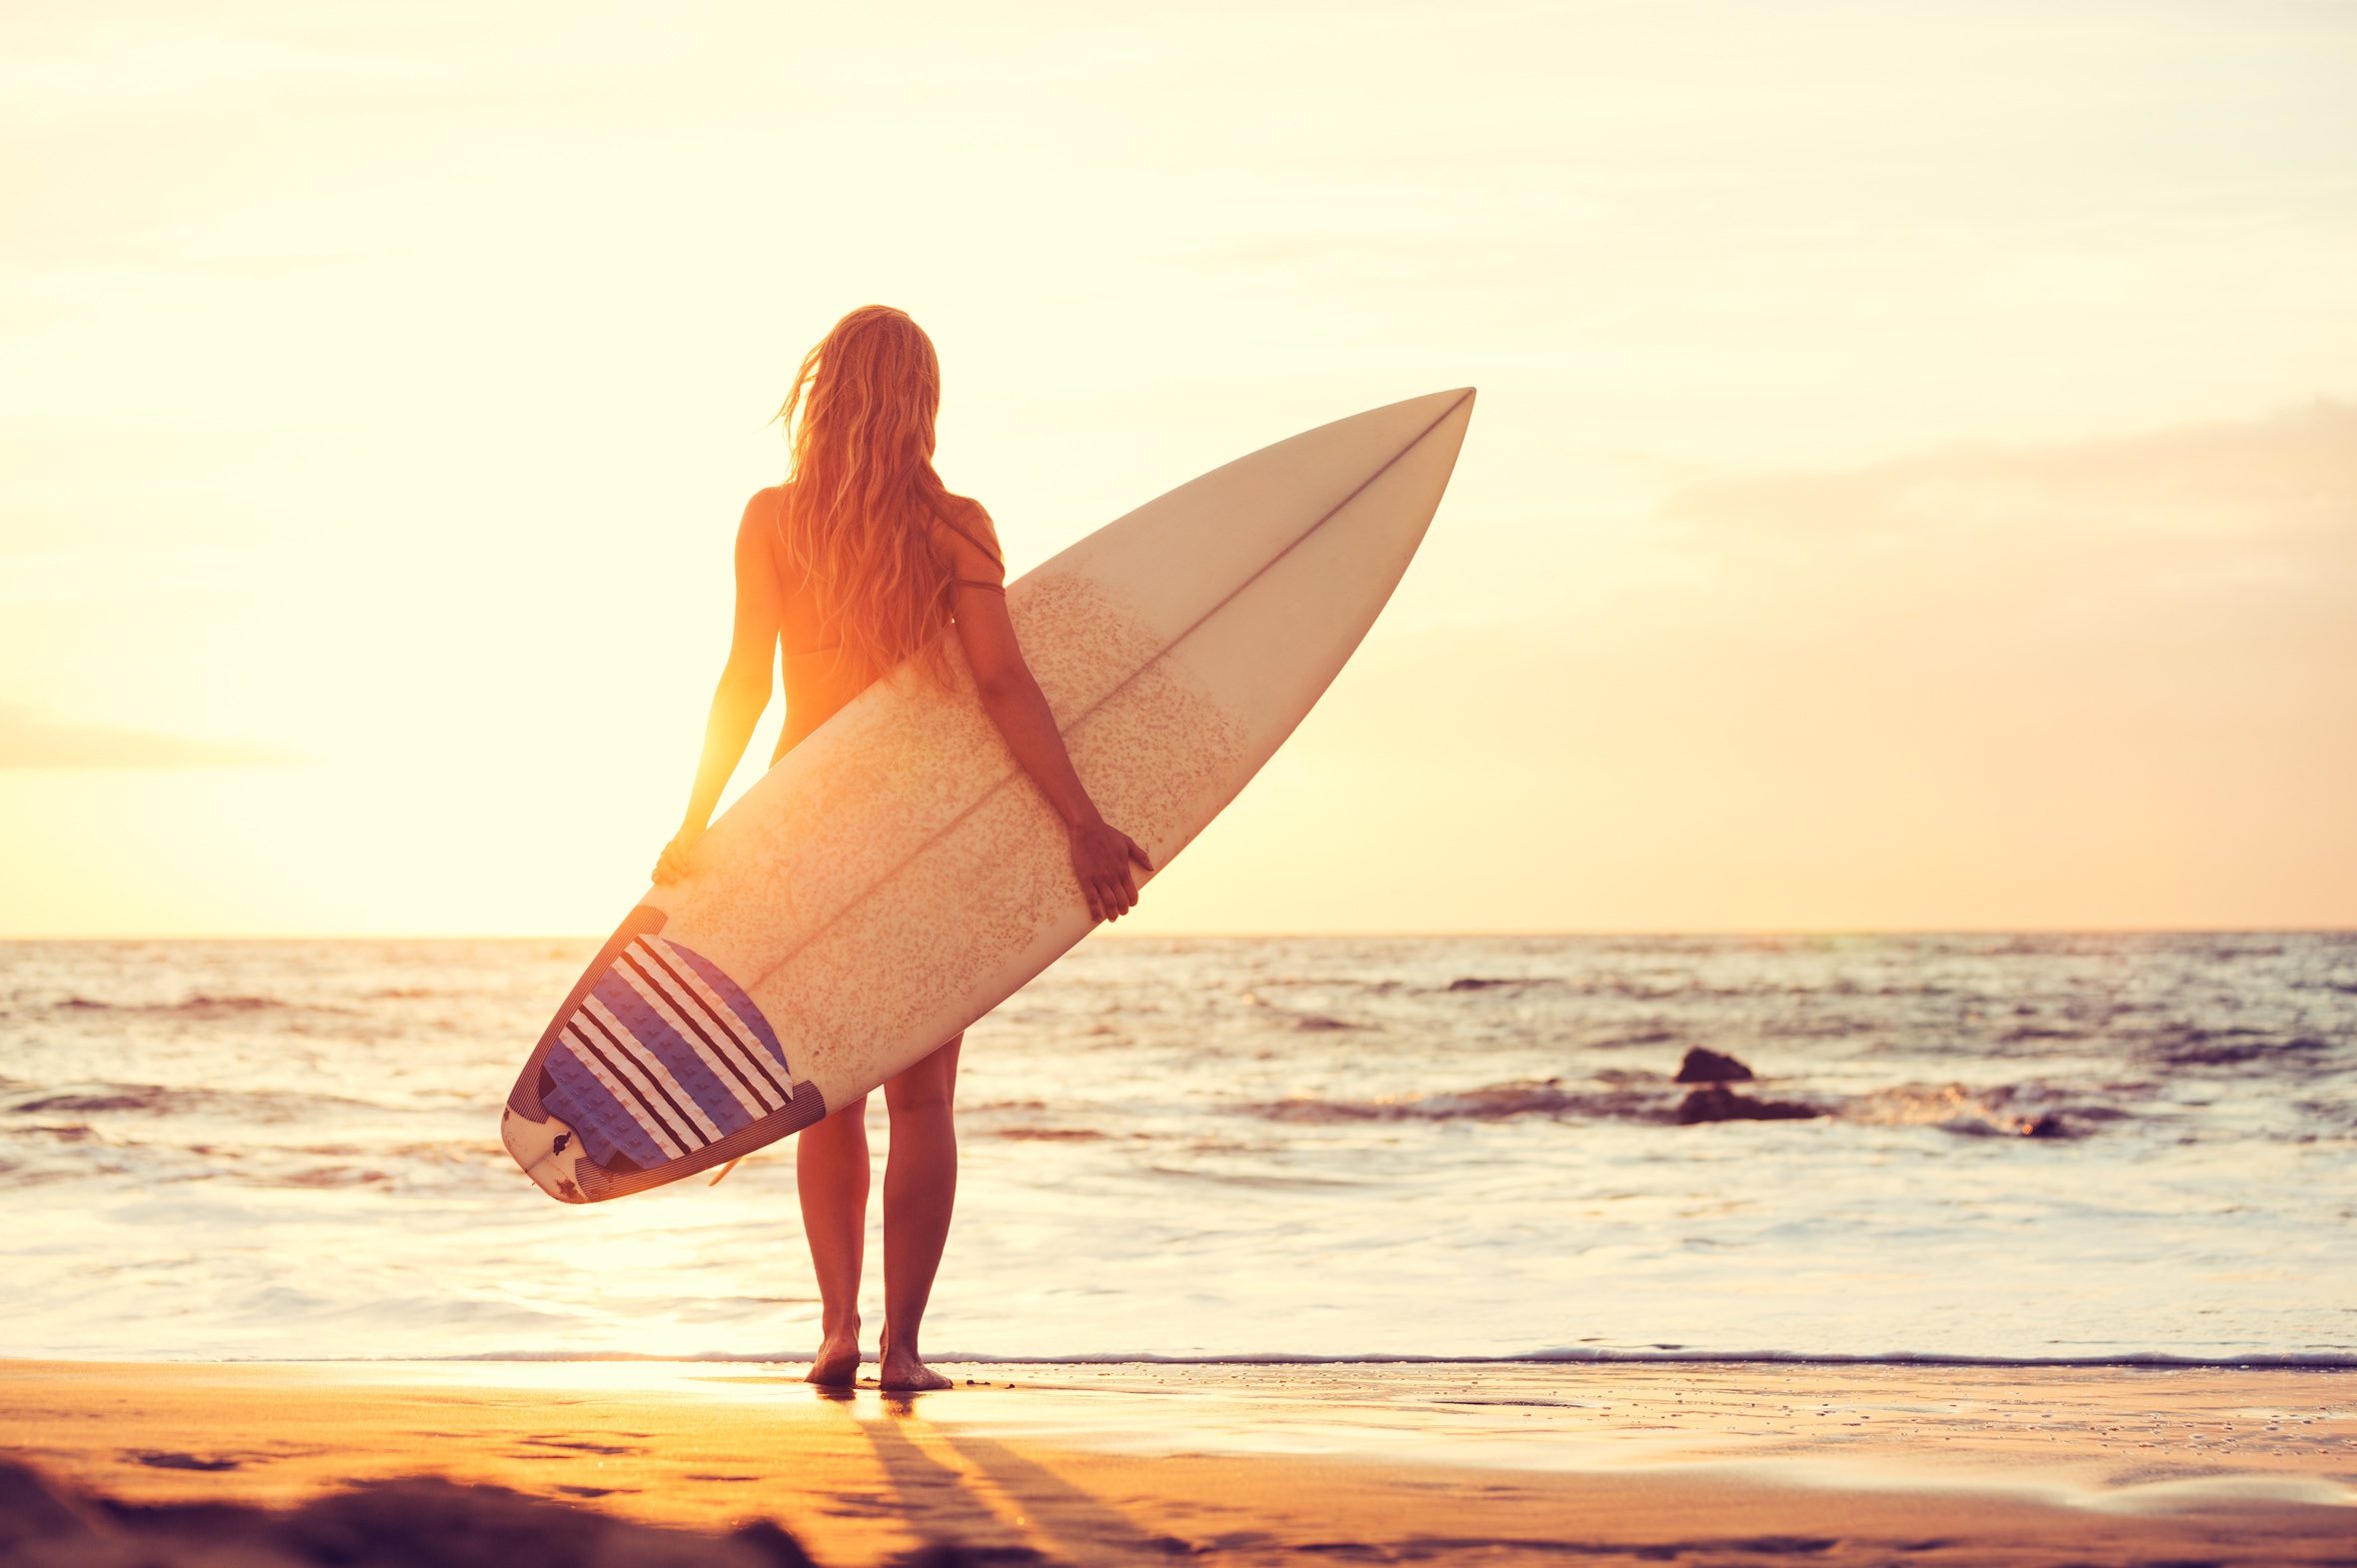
xmin=2 ymin=924 xmax=2350 ymax=943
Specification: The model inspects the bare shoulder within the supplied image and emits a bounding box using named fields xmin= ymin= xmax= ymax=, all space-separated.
xmin=933 ymin=491 xmax=1004 ymax=563
xmin=734 ymin=488 xmax=787 ymax=575
xmin=738 ymin=486 xmax=788 ymax=538
xmin=939 ymin=490 xmax=996 ymax=531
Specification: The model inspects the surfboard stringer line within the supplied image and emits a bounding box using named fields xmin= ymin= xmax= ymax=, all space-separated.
xmin=742 ymin=389 xmax=1474 ymax=998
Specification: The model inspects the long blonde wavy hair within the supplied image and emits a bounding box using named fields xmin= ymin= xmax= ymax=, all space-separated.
xmin=774 ymin=305 xmax=966 ymax=689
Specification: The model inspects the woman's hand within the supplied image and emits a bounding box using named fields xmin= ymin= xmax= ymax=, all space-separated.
xmin=652 ymin=826 xmax=704 ymax=885
xmin=1068 ymin=817 xmax=1154 ymax=922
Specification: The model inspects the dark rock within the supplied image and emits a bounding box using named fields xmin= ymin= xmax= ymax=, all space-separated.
xmin=0 ymin=1461 xmax=98 ymax=1553
xmin=732 ymin=1518 xmax=823 ymax=1568
xmin=128 ymin=1449 xmax=240 ymax=1470
xmin=96 ymin=1495 xmax=268 ymax=1543
xmin=278 ymin=1476 xmax=780 ymax=1567
xmin=1673 ymin=1047 xmax=1754 ymax=1083
xmin=1674 ymin=1084 xmax=1820 ymax=1124
xmin=0 ymin=1459 xmax=814 ymax=1568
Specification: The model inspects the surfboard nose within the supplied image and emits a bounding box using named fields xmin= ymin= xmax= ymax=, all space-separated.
xmin=1316 ymin=387 xmax=1476 ymax=469
xmin=1415 ymin=386 xmax=1476 ymax=466
xmin=1156 ymin=387 xmax=1473 ymax=754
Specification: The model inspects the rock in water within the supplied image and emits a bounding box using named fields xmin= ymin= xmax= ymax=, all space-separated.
xmin=1674 ymin=1047 xmax=1755 ymax=1083
xmin=1674 ymin=1083 xmax=1820 ymax=1124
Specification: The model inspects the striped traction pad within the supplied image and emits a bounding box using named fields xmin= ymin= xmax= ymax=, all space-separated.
xmin=540 ymin=933 xmax=802 ymax=1172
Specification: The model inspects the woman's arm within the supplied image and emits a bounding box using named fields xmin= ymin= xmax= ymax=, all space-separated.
xmin=950 ymin=581 xmax=1154 ymax=923
xmin=652 ymin=496 xmax=784 ymax=884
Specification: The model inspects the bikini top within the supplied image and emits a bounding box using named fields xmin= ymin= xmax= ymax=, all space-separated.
xmin=777 ymin=499 xmax=1005 ymax=658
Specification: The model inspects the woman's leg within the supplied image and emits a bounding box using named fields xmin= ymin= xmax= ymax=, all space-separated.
xmin=797 ymin=1091 xmax=871 ymax=1385
xmin=878 ymin=1034 xmax=961 ymax=1392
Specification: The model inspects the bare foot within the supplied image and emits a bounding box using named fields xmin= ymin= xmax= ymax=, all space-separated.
xmin=806 ymin=1327 xmax=863 ymax=1386
xmin=877 ymin=1323 xmax=954 ymax=1392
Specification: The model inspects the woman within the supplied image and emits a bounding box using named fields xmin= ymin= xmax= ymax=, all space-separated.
xmin=651 ymin=305 xmax=1151 ymax=1392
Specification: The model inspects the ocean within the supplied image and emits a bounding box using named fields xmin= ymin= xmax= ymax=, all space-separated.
xmin=4 ymin=932 xmax=2350 ymax=1365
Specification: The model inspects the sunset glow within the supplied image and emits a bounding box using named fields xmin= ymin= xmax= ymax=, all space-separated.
xmin=3 ymin=0 xmax=2352 ymax=935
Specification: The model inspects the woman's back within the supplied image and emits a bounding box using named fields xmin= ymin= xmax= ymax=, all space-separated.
xmin=762 ymin=484 xmax=1006 ymax=760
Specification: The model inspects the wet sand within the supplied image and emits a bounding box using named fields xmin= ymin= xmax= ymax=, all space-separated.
xmin=3 ymin=1359 xmax=2351 ymax=1564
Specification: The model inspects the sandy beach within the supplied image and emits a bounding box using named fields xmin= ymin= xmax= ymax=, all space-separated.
xmin=4 ymin=1358 xmax=2350 ymax=1564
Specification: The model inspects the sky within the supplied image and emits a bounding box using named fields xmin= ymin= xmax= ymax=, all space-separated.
xmin=2 ymin=0 xmax=2352 ymax=935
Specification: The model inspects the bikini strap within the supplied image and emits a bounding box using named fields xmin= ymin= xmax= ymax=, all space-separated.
xmin=948 ymin=578 xmax=1006 ymax=596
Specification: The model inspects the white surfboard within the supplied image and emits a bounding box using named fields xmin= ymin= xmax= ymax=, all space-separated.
xmin=502 ymin=388 xmax=1475 ymax=1201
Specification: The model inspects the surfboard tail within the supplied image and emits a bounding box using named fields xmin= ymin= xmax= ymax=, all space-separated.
xmin=501 ymin=906 xmax=828 ymax=1203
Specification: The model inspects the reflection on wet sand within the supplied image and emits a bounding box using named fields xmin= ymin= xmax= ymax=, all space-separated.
xmin=3 ymin=1360 xmax=2350 ymax=1567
